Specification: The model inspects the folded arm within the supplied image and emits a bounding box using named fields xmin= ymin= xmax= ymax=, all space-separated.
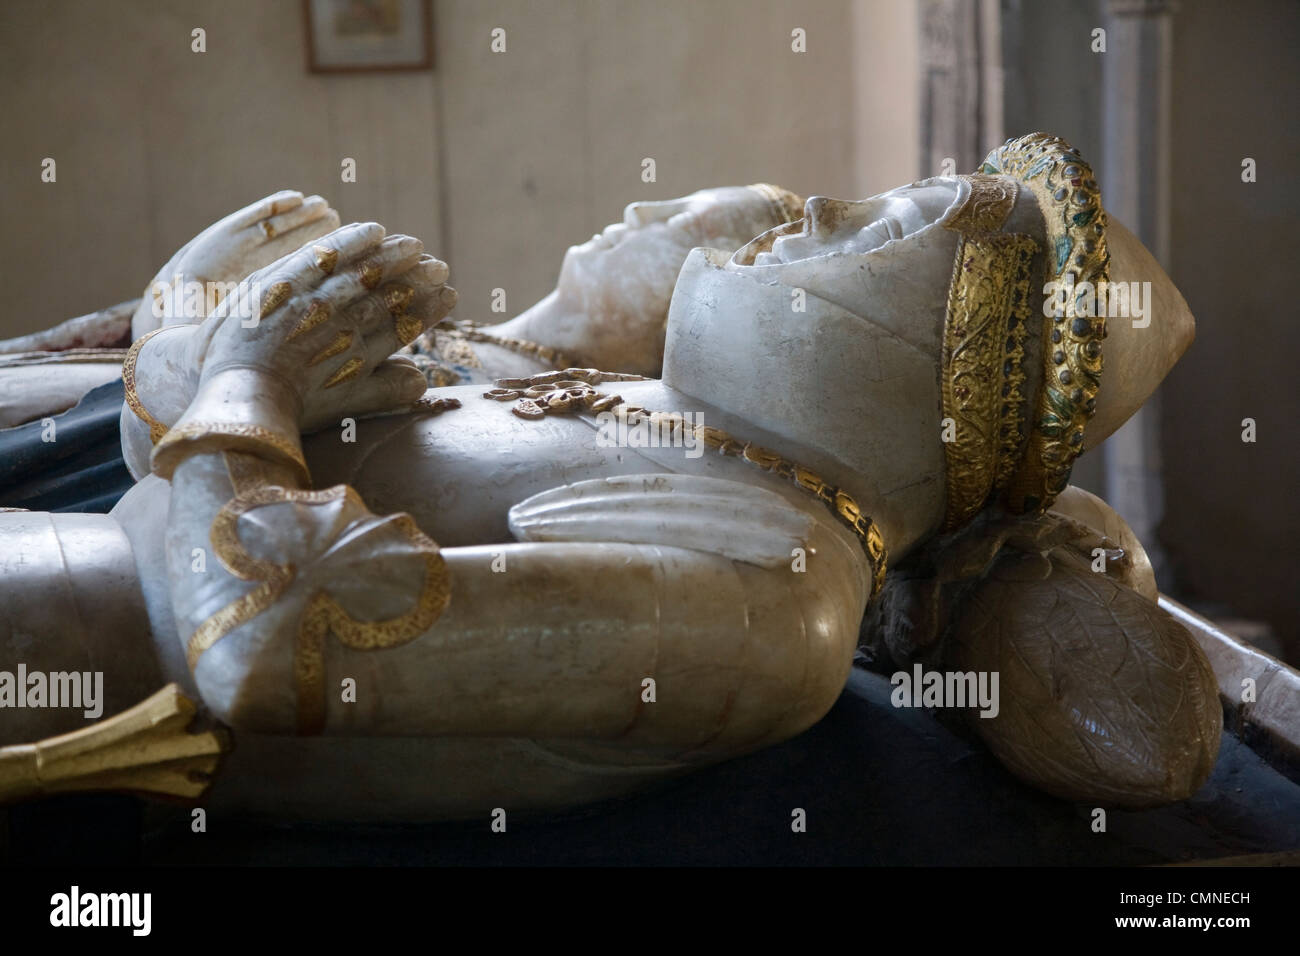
xmin=170 ymin=455 xmax=867 ymax=759
xmin=155 ymin=221 xmax=867 ymax=761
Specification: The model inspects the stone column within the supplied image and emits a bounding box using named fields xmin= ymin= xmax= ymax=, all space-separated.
xmin=1100 ymin=0 xmax=1177 ymax=584
xmin=919 ymin=0 xmax=1002 ymax=176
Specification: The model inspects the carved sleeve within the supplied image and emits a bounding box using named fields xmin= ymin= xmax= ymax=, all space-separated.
xmin=167 ymin=451 xmax=449 ymax=735
xmin=166 ymin=459 xmax=868 ymax=761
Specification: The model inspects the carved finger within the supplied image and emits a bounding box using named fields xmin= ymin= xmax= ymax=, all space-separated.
xmin=207 ymin=222 xmax=384 ymax=329
xmin=300 ymin=221 xmax=387 ymax=276
xmin=253 ymin=209 xmax=343 ymax=274
xmin=309 ymin=233 xmax=424 ymax=315
xmin=252 ymin=194 xmax=336 ymax=242
xmin=266 ymin=221 xmax=389 ymax=306
xmin=352 ymin=257 xmax=449 ymax=338
xmin=348 ymin=357 xmax=430 ymax=414
xmin=223 ymin=189 xmax=304 ymax=231
xmin=363 ymin=283 xmax=457 ymax=367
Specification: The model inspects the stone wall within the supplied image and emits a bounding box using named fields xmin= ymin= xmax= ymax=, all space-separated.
xmin=1 ymin=0 xmax=916 ymax=333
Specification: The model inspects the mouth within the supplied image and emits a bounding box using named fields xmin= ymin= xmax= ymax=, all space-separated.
xmin=733 ymin=219 xmax=804 ymax=265
xmin=748 ymin=216 xmax=905 ymax=266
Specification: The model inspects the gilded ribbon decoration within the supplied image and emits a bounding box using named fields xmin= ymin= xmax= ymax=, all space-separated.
xmin=186 ymin=453 xmax=451 ymax=735
xmin=293 ymin=510 xmax=450 ymax=735
xmin=122 ymin=327 xmax=175 ymax=444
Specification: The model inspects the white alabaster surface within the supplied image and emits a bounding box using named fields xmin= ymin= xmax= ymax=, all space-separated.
xmin=0 ymin=165 xmax=1207 ymax=818
xmin=0 ymin=357 xmax=125 ymax=428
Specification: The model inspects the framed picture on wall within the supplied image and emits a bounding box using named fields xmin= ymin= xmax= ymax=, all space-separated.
xmin=304 ymin=0 xmax=433 ymax=73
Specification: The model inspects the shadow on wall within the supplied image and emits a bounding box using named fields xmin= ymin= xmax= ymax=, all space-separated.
xmin=1160 ymin=0 xmax=1298 ymax=663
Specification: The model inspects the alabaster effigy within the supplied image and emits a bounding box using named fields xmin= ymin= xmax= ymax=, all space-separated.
xmin=0 ymin=133 xmax=1270 ymax=823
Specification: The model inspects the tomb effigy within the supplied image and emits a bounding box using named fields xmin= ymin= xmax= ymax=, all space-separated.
xmin=1 ymin=135 xmax=1296 ymax=863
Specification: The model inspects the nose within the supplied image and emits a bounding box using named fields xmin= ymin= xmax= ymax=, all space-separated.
xmin=623 ymin=200 xmax=683 ymax=229
xmin=804 ymin=197 xmax=838 ymax=239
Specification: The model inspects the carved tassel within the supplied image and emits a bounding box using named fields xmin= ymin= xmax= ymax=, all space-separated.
xmin=0 ymin=684 xmax=229 ymax=804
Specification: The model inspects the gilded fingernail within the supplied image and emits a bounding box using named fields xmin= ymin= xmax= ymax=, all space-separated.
xmin=286 ymin=300 xmax=330 ymax=341
xmin=313 ymin=245 xmax=339 ymax=274
xmin=383 ymin=285 xmax=415 ymax=315
xmin=308 ymin=330 xmax=353 ymax=366
xmin=260 ymin=281 xmax=292 ymax=318
xmin=323 ymin=357 xmax=364 ymax=388
xmin=359 ymin=259 xmax=383 ymax=289
xmin=395 ymin=315 xmax=423 ymax=345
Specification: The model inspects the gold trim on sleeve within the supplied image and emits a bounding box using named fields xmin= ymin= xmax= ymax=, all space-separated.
xmin=186 ymin=457 xmax=451 ymax=735
xmin=152 ymin=421 xmax=311 ymax=485
xmin=122 ymin=327 xmax=175 ymax=444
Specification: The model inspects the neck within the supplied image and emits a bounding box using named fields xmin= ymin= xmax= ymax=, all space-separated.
xmin=492 ymin=291 xmax=578 ymax=351
xmin=661 ymin=249 xmax=947 ymax=556
xmin=492 ymin=286 xmax=667 ymax=378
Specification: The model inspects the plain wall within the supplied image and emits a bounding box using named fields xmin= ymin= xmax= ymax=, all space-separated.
xmin=1 ymin=0 xmax=444 ymax=330
xmin=852 ymin=0 xmax=921 ymax=196
xmin=1160 ymin=0 xmax=1299 ymax=658
xmin=0 ymin=0 xmax=921 ymax=333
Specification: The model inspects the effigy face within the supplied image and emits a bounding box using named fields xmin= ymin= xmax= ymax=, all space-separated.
xmin=742 ymin=182 xmax=963 ymax=264
xmin=548 ymin=184 xmax=804 ymax=373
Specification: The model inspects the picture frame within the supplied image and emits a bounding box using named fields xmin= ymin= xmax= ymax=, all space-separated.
xmin=304 ymin=0 xmax=433 ymax=74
